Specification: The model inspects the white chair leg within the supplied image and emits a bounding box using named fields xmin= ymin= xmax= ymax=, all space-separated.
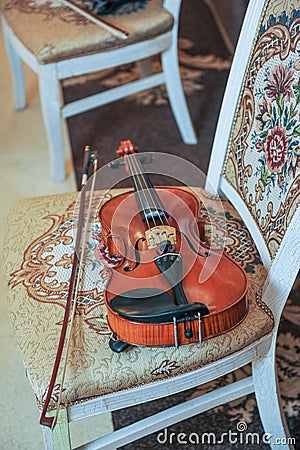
xmin=38 ymin=65 xmax=66 ymax=182
xmin=42 ymin=409 xmax=71 ymax=450
xmin=161 ymin=45 xmax=197 ymax=145
xmin=252 ymin=340 xmax=294 ymax=449
xmin=136 ymin=58 xmax=152 ymax=78
xmin=2 ymin=25 xmax=26 ymax=110
xmin=203 ymin=0 xmax=235 ymax=55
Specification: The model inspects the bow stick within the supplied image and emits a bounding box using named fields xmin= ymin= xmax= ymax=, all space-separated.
xmin=40 ymin=146 xmax=98 ymax=428
xmin=58 ymin=0 xmax=129 ymax=39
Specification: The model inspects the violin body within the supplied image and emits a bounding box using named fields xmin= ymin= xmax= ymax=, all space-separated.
xmin=98 ymin=142 xmax=248 ymax=351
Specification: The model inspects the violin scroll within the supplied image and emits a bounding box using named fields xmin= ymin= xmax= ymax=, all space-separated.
xmin=116 ymin=140 xmax=138 ymax=158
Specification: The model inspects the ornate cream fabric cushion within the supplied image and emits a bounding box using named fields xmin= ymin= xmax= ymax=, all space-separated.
xmin=3 ymin=189 xmax=273 ymax=410
xmin=1 ymin=0 xmax=173 ymax=64
xmin=222 ymin=0 xmax=300 ymax=259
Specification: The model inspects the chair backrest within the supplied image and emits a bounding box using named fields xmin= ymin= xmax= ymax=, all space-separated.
xmin=206 ymin=0 xmax=300 ymax=320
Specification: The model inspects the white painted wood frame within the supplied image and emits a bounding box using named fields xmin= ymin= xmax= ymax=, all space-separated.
xmin=2 ymin=0 xmax=197 ymax=182
xmin=5 ymin=1 xmax=299 ymax=449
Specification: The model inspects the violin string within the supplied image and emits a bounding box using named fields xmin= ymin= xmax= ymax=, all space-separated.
xmin=127 ymin=154 xmax=161 ymax=228
xmin=130 ymin=153 xmax=170 ymax=226
xmin=52 ymin=158 xmax=98 ymax=428
xmin=129 ymin=154 xmax=166 ymax=227
xmin=129 ymin=154 xmax=162 ymax=227
xmin=126 ymin=155 xmax=152 ymax=230
xmin=127 ymin=154 xmax=152 ymax=212
xmin=135 ymin=154 xmax=172 ymax=228
xmin=130 ymin=153 xmax=171 ymax=227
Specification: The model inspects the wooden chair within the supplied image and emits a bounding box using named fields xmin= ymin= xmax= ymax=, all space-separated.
xmin=3 ymin=0 xmax=299 ymax=448
xmin=1 ymin=0 xmax=197 ymax=182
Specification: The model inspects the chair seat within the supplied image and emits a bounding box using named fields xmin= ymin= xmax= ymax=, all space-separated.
xmin=1 ymin=0 xmax=173 ymax=64
xmin=3 ymin=188 xmax=273 ymax=411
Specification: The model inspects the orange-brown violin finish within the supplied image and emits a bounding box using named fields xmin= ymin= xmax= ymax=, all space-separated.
xmin=99 ymin=141 xmax=248 ymax=351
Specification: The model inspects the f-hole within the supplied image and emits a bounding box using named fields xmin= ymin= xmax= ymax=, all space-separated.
xmin=123 ymin=237 xmax=146 ymax=272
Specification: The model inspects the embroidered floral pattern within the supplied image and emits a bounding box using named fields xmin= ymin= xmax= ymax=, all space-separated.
xmin=264 ymin=123 xmax=289 ymax=173
xmin=265 ymin=64 xmax=295 ymax=101
xmin=94 ymin=242 xmax=124 ymax=267
xmin=8 ymin=199 xmax=109 ymax=316
xmin=4 ymin=0 xmax=151 ymax=26
xmin=254 ymin=62 xmax=299 ymax=195
xmin=8 ymin=190 xmax=264 ymax=335
xmin=200 ymin=208 xmax=260 ymax=274
xmin=42 ymin=383 xmax=65 ymax=403
xmin=5 ymin=0 xmax=66 ymax=19
xmin=5 ymin=191 xmax=272 ymax=408
xmin=151 ymin=359 xmax=180 ymax=376
xmin=4 ymin=0 xmax=147 ymax=26
xmin=223 ymin=5 xmax=300 ymax=258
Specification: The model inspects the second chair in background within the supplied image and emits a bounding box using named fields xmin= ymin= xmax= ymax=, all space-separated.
xmin=1 ymin=0 xmax=196 ymax=182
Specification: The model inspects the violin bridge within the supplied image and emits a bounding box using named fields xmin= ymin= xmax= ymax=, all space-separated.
xmin=145 ymin=226 xmax=176 ymax=249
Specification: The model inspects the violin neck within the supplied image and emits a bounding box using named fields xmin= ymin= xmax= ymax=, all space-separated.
xmin=127 ymin=154 xmax=167 ymax=224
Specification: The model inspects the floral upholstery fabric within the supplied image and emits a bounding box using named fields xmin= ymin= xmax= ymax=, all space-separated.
xmin=1 ymin=0 xmax=173 ymax=64
xmin=223 ymin=0 xmax=300 ymax=259
xmin=3 ymin=189 xmax=273 ymax=410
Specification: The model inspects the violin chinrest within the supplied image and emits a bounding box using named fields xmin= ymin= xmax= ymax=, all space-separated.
xmin=109 ymin=288 xmax=209 ymax=323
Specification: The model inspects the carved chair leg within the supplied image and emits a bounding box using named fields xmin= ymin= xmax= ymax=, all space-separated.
xmin=2 ymin=22 xmax=26 ymax=110
xmin=38 ymin=65 xmax=66 ymax=182
xmin=202 ymin=0 xmax=235 ymax=55
xmin=42 ymin=409 xmax=71 ymax=450
xmin=136 ymin=58 xmax=152 ymax=78
xmin=252 ymin=341 xmax=294 ymax=449
xmin=161 ymin=45 xmax=197 ymax=145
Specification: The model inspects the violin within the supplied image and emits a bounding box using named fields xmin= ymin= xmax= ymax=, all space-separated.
xmin=99 ymin=141 xmax=248 ymax=352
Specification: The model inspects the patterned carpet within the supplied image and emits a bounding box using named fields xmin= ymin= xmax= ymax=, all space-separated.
xmin=64 ymin=1 xmax=299 ymax=448
xmin=111 ymin=281 xmax=300 ymax=449
xmin=63 ymin=0 xmax=235 ymax=189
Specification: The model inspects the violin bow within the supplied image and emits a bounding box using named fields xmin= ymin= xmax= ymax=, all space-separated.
xmin=58 ymin=0 xmax=129 ymax=39
xmin=40 ymin=146 xmax=98 ymax=428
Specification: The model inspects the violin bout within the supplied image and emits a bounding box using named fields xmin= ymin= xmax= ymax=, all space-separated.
xmin=98 ymin=142 xmax=248 ymax=352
